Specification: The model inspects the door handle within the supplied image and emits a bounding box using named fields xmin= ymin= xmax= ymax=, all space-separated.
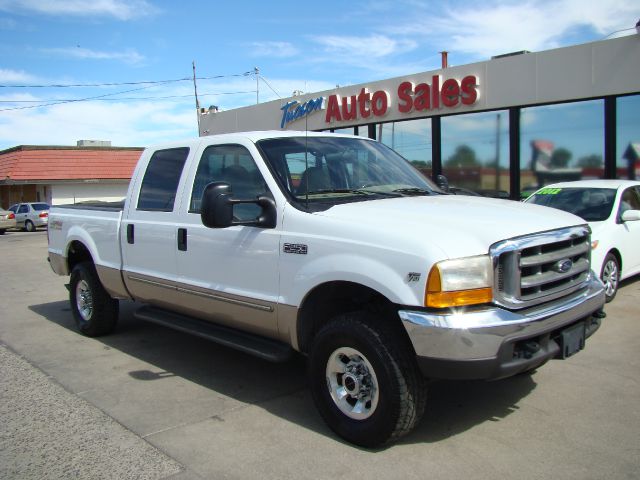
xmin=178 ymin=228 xmax=187 ymax=251
xmin=127 ymin=224 xmax=134 ymax=244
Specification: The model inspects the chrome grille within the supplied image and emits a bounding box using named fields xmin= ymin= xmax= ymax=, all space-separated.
xmin=491 ymin=226 xmax=591 ymax=309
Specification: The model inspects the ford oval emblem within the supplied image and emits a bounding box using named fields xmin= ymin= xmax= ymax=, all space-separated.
xmin=554 ymin=259 xmax=573 ymax=273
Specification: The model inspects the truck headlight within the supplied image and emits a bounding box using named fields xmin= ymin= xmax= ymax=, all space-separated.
xmin=425 ymin=255 xmax=493 ymax=308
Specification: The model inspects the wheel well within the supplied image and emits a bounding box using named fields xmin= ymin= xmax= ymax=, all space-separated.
xmin=296 ymin=281 xmax=406 ymax=354
xmin=605 ymin=249 xmax=622 ymax=273
xmin=67 ymin=241 xmax=94 ymax=273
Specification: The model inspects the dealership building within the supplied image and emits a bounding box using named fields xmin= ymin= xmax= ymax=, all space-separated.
xmin=199 ymin=34 xmax=640 ymax=199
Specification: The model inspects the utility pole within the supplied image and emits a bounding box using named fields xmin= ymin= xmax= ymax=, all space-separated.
xmin=193 ymin=61 xmax=201 ymax=133
xmin=495 ymin=113 xmax=501 ymax=190
xmin=255 ymin=67 xmax=259 ymax=104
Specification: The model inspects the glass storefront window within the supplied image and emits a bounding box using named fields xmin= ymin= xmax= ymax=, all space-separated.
xmin=379 ymin=119 xmax=432 ymax=178
xmin=520 ymin=100 xmax=604 ymax=198
xmin=616 ymin=94 xmax=640 ymax=180
xmin=441 ymin=111 xmax=509 ymax=198
xmin=332 ymin=127 xmax=356 ymax=135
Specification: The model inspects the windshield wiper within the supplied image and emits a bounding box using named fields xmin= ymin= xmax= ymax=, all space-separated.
xmin=391 ymin=187 xmax=434 ymax=196
xmin=303 ymin=189 xmax=400 ymax=197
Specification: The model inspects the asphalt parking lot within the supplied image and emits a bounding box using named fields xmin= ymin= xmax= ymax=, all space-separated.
xmin=1 ymin=230 xmax=639 ymax=480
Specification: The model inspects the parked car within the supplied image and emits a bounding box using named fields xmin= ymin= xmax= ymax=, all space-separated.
xmin=0 ymin=208 xmax=17 ymax=234
xmin=525 ymin=180 xmax=640 ymax=302
xmin=8 ymin=202 xmax=50 ymax=232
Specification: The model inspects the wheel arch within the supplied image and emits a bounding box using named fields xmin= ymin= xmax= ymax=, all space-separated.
xmin=604 ymin=248 xmax=622 ymax=273
xmin=67 ymin=240 xmax=95 ymax=273
xmin=296 ymin=280 xmax=412 ymax=355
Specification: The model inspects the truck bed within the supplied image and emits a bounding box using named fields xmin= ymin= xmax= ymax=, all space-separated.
xmin=53 ymin=200 xmax=125 ymax=211
xmin=48 ymin=203 xmax=125 ymax=290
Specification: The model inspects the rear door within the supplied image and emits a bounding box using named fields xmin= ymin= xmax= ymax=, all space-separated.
xmin=15 ymin=204 xmax=28 ymax=228
xmin=121 ymin=146 xmax=191 ymax=309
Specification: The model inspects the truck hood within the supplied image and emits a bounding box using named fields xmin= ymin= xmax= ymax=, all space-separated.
xmin=317 ymin=195 xmax=586 ymax=258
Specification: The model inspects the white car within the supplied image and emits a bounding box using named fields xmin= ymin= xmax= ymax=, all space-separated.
xmin=525 ymin=180 xmax=640 ymax=302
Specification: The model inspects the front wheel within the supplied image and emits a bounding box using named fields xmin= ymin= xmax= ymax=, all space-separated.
xmin=308 ymin=312 xmax=426 ymax=448
xmin=600 ymin=252 xmax=620 ymax=303
xmin=70 ymin=261 xmax=119 ymax=336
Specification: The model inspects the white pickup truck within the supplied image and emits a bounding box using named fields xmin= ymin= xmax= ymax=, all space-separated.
xmin=48 ymin=131 xmax=605 ymax=447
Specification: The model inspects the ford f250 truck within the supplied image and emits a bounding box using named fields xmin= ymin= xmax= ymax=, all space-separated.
xmin=48 ymin=131 xmax=605 ymax=447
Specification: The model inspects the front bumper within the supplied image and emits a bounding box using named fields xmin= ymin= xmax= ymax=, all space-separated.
xmin=399 ymin=275 xmax=605 ymax=380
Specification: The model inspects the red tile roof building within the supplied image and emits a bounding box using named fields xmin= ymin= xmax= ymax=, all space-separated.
xmin=0 ymin=144 xmax=143 ymax=207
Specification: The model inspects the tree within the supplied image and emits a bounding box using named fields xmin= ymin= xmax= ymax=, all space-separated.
xmin=550 ymin=147 xmax=572 ymax=168
xmin=410 ymin=160 xmax=430 ymax=168
xmin=577 ymin=154 xmax=603 ymax=168
xmin=445 ymin=145 xmax=479 ymax=168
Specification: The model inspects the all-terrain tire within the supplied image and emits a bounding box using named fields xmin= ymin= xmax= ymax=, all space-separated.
xmin=69 ymin=261 xmax=119 ymax=336
xmin=308 ymin=311 xmax=427 ymax=448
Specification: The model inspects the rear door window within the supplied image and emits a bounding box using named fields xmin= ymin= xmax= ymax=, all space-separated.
xmin=137 ymin=148 xmax=190 ymax=211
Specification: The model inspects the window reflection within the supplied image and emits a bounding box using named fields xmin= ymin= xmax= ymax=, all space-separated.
xmin=520 ymin=100 xmax=604 ymax=197
xmin=441 ymin=111 xmax=509 ymax=198
xmin=379 ymin=119 xmax=432 ymax=178
xmin=616 ymin=94 xmax=640 ymax=180
xmin=332 ymin=127 xmax=356 ymax=135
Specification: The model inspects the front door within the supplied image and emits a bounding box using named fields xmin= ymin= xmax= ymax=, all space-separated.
xmin=173 ymin=143 xmax=280 ymax=338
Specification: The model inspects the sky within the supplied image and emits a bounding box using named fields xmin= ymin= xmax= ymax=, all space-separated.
xmin=0 ymin=0 xmax=638 ymax=150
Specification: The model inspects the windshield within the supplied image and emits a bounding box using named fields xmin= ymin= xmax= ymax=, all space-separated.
xmin=526 ymin=187 xmax=615 ymax=222
xmin=257 ymin=136 xmax=439 ymax=209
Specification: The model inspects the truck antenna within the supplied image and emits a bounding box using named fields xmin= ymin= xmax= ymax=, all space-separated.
xmin=192 ymin=61 xmax=201 ymax=134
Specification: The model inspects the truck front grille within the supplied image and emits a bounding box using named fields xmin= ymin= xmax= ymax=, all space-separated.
xmin=492 ymin=226 xmax=591 ymax=309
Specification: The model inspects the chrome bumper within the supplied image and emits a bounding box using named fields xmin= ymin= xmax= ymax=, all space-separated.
xmin=399 ymin=275 xmax=605 ymax=380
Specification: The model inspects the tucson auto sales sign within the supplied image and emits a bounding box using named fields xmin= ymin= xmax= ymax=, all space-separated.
xmin=280 ymin=74 xmax=479 ymax=128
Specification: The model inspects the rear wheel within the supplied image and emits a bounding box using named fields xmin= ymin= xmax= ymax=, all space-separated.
xmin=24 ymin=220 xmax=35 ymax=232
xmin=70 ymin=261 xmax=118 ymax=336
xmin=308 ymin=311 xmax=426 ymax=447
xmin=600 ymin=252 xmax=619 ymax=303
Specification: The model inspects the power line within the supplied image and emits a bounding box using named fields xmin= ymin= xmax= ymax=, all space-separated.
xmin=0 ymin=71 xmax=254 ymax=89
xmin=602 ymin=25 xmax=637 ymax=39
xmin=258 ymin=74 xmax=282 ymax=99
xmin=0 ymin=85 xmax=156 ymax=112
xmin=0 ymin=90 xmax=256 ymax=104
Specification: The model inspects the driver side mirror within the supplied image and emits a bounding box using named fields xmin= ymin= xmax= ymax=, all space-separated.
xmin=621 ymin=209 xmax=640 ymax=222
xmin=200 ymin=182 xmax=276 ymax=229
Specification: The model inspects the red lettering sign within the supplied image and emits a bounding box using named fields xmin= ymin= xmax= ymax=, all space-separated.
xmin=324 ymin=75 xmax=479 ymax=124
xmin=461 ymin=75 xmax=478 ymax=105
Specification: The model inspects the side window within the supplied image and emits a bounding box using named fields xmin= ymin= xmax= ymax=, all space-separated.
xmin=137 ymin=148 xmax=189 ymax=212
xmin=620 ymin=187 xmax=640 ymax=214
xmin=18 ymin=204 xmax=28 ymax=213
xmin=190 ymin=144 xmax=268 ymax=221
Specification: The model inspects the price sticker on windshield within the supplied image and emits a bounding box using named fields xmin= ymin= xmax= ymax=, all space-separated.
xmin=538 ymin=188 xmax=562 ymax=195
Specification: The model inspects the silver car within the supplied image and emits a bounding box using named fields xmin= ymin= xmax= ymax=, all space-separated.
xmin=8 ymin=202 xmax=50 ymax=232
xmin=0 ymin=208 xmax=17 ymax=235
